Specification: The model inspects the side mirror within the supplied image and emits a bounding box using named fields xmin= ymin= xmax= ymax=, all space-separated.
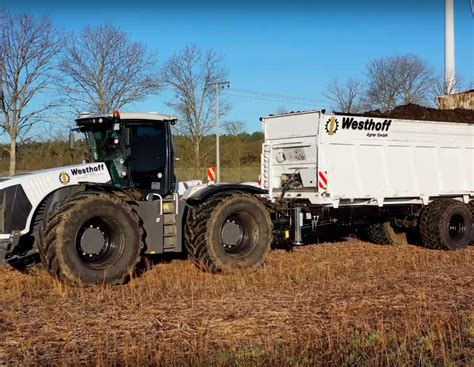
xmin=123 ymin=128 xmax=131 ymax=146
xmin=69 ymin=131 xmax=75 ymax=150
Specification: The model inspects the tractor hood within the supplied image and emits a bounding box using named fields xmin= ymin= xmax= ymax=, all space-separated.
xmin=0 ymin=162 xmax=112 ymax=191
xmin=0 ymin=162 xmax=112 ymax=238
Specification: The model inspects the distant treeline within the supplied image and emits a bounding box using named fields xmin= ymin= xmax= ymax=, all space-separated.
xmin=0 ymin=132 xmax=264 ymax=182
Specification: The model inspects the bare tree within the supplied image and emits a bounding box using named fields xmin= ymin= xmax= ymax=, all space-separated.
xmin=276 ymin=105 xmax=288 ymax=115
xmin=324 ymin=78 xmax=364 ymax=113
xmin=0 ymin=12 xmax=62 ymax=175
xmin=223 ymin=121 xmax=247 ymax=181
xmin=161 ymin=45 xmax=229 ymax=175
xmin=365 ymin=54 xmax=434 ymax=110
xmin=431 ymin=72 xmax=465 ymax=106
xmin=59 ymin=24 xmax=160 ymax=114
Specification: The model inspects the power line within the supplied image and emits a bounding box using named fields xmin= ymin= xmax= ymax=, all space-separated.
xmin=225 ymin=92 xmax=324 ymax=107
xmin=27 ymin=85 xmax=331 ymax=108
xmin=230 ymin=88 xmax=327 ymax=104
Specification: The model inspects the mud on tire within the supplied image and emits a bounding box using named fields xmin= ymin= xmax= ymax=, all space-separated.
xmin=38 ymin=191 xmax=143 ymax=286
xmin=185 ymin=192 xmax=273 ymax=273
xmin=467 ymin=200 xmax=474 ymax=245
xmin=419 ymin=199 xmax=472 ymax=250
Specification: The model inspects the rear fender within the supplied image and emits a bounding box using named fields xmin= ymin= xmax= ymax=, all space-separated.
xmin=184 ymin=183 xmax=267 ymax=205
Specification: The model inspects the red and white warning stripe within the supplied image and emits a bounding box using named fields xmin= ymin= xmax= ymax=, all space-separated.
xmin=207 ymin=166 xmax=217 ymax=183
xmin=318 ymin=170 xmax=328 ymax=191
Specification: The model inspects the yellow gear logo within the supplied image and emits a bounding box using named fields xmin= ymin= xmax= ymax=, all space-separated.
xmin=59 ymin=172 xmax=71 ymax=185
xmin=325 ymin=116 xmax=339 ymax=135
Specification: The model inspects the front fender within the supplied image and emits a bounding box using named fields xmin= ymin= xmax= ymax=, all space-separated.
xmin=0 ymin=162 xmax=111 ymax=237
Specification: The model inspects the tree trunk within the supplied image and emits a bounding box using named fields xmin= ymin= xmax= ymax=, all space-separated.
xmin=9 ymin=137 xmax=16 ymax=176
xmin=194 ymin=143 xmax=201 ymax=179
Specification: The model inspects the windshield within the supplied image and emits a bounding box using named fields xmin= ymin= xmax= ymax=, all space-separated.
xmin=85 ymin=129 xmax=129 ymax=187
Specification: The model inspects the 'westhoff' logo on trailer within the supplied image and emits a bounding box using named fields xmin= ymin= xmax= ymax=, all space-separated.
xmin=326 ymin=116 xmax=392 ymax=138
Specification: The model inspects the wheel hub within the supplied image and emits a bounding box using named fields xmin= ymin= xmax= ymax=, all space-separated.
xmin=448 ymin=214 xmax=465 ymax=240
xmin=221 ymin=220 xmax=243 ymax=247
xmin=75 ymin=216 xmax=123 ymax=270
xmin=80 ymin=226 xmax=106 ymax=255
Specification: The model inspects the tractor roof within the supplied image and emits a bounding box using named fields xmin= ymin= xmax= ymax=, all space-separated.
xmin=76 ymin=112 xmax=178 ymax=125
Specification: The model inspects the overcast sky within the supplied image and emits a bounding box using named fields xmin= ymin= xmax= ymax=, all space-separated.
xmin=3 ymin=0 xmax=473 ymax=132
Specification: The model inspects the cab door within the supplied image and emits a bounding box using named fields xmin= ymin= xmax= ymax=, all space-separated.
xmin=127 ymin=122 xmax=174 ymax=196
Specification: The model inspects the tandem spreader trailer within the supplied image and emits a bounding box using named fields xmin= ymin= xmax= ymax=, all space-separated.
xmin=260 ymin=110 xmax=473 ymax=248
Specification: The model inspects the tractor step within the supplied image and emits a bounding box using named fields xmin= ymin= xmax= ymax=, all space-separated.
xmin=164 ymin=224 xmax=177 ymax=236
xmin=162 ymin=200 xmax=178 ymax=252
xmin=163 ymin=236 xmax=177 ymax=251
xmin=163 ymin=213 xmax=176 ymax=225
xmin=162 ymin=201 xmax=176 ymax=214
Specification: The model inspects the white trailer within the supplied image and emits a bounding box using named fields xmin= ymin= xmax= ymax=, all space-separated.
xmin=260 ymin=110 xmax=474 ymax=249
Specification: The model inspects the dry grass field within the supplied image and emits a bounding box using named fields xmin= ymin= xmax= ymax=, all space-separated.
xmin=1 ymin=241 xmax=473 ymax=366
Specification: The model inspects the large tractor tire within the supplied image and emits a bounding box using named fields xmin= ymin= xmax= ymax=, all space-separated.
xmin=185 ymin=192 xmax=273 ymax=273
xmin=419 ymin=199 xmax=472 ymax=250
xmin=38 ymin=191 xmax=143 ymax=286
xmin=367 ymin=221 xmax=408 ymax=245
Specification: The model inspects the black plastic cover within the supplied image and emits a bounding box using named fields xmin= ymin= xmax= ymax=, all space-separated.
xmin=0 ymin=185 xmax=32 ymax=233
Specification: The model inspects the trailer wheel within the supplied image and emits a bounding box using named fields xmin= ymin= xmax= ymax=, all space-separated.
xmin=419 ymin=199 xmax=472 ymax=250
xmin=367 ymin=221 xmax=408 ymax=245
xmin=185 ymin=192 xmax=272 ymax=273
xmin=38 ymin=191 xmax=143 ymax=286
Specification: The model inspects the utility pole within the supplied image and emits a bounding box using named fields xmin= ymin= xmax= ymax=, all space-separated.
xmin=215 ymin=80 xmax=230 ymax=183
xmin=445 ymin=0 xmax=456 ymax=94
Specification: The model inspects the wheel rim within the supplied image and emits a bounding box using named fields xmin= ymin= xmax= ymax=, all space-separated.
xmin=219 ymin=212 xmax=258 ymax=257
xmin=447 ymin=213 xmax=465 ymax=241
xmin=75 ymin=217 xmax=124 ymax=269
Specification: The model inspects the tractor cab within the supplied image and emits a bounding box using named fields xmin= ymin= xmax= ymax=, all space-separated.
xmin=74 ymin=112 xmax=177 ymax=196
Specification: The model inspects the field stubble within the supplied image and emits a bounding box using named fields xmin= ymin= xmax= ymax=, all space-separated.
xmin=0 ymin=241 xmax=473 ymax=366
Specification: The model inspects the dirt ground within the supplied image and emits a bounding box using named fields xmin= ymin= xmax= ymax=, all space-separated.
xmin=1 ymin=241 xmax=473 ymax=366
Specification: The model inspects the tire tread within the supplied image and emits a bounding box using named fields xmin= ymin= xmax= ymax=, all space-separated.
xmin=38 ymin=191 xmax=143 ymax=286
xmin=184 ymin=191 xmax=272 ymax=273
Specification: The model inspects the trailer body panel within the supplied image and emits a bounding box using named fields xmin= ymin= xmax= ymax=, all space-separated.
xmin=261 ymin=111 xmax=474 ymax=206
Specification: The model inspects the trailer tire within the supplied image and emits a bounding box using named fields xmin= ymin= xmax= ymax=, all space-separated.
xmin=419 ymin=199 xmax=472 ymax=250
xmin=38 ymin=191 xmax=143 ymax=286
xmin=367 ymin=221 xmax=408 ymax=245
xmin=185 ymin=192 xmax=272 ymax=273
